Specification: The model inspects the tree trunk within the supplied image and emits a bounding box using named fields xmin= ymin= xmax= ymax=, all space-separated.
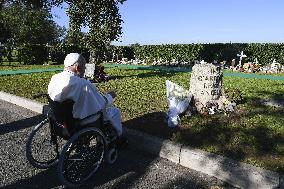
xmin=89 ymin=50 xmax=101 ymax=76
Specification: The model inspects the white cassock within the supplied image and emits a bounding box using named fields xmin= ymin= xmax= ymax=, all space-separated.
xmin=48 ymin=70 xmax=122 ymax=136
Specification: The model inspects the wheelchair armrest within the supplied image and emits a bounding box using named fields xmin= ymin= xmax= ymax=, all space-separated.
xmin=79 ymin=111 xmax=103 ymax=126
xmin=81 ymin=111 xmax=103 ymax=121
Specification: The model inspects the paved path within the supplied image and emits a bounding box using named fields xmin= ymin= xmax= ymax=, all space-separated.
xmin=0 ymin=99 xmax=235 ymax=189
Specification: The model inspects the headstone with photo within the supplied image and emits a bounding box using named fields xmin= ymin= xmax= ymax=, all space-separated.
xmin=84 ymin=63 xmax=96 ymax=79
xmin=270 ymin=59 xmax=281 ymax=73
xmin=231 ymin=59 xmax=236 ymax=67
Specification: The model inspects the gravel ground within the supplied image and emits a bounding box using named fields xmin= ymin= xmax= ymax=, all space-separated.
xmin=0 ymin=99 xmax=236 ymax=189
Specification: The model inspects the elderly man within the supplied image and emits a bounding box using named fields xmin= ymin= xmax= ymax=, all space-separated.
xmin=48 ymin=53 xmax=124 ymax=139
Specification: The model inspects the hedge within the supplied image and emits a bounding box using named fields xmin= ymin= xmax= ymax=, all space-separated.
xmin=110 ymin=43 xmax=284 ymax=66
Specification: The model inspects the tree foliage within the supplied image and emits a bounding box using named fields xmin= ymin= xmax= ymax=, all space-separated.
xmin=244 ymin=43 xmax=284 ymax=65
xmin=0 ymin=1 xmax=64 ymax=64
xmin=1 ymin=4 xmax=63 ymax=45
xmin=1 ymin=0 xmax=126 ymax=65
xmin=2 ymin=0 xmax=55 ymax=10
xmin=54 ymin=0 xmax=126 ymax=64
xmin=112 ymin=43 xmax=284 ymax=66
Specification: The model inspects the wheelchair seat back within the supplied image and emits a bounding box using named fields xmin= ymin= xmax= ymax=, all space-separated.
xmin=47 ymin=98 xmax=104 ymax=139
xmin=48 ymin=99 xmax=76 ymax=139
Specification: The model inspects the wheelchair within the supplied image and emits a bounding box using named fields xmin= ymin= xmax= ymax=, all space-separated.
xmin=26 ymin=94 xmax=119 ymax=188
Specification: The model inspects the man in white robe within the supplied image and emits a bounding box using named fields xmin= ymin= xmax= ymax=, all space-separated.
xmin=48 ymin=53 xmax=123 ymax=137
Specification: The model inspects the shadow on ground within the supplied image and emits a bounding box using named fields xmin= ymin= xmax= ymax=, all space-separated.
xmin=2 ymin=112 xmax=222 ymax=189
xmin=123 ymin=111 xmax=176 ymax=139
xmin=123 ymin=92 xmax=284 ymax=176
xmin=0 ymin=114 xmax=45 ymax=135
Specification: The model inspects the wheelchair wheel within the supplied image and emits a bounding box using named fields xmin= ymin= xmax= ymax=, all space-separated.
xmin=106 ymin=147 xmax=118 ymax=164
xmin=26 ymin=118 xmax=62 ymax=169
xmin=58 ymin=127 xmax=106 ymax=188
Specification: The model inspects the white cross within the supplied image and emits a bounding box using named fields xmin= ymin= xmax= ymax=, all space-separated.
xmin=237 ymin=51 xmax=247 ymax=66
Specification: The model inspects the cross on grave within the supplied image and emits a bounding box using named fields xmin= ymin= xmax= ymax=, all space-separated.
xmin=237 ymin=51 xmax=247 ymax=66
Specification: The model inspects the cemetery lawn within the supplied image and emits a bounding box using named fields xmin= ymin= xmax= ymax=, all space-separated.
xmin=0 ymin=64 xmax=61 ymax=71
xmin=0 ymin=67 xmax=283 ymax=174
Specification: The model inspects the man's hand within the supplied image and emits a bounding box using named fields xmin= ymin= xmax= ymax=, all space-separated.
xmin=107 ymin=91 xmax=117 ymax=98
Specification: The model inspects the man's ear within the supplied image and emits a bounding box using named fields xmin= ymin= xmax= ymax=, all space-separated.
xmin=74 ymin=63 xmax=80 ymax=72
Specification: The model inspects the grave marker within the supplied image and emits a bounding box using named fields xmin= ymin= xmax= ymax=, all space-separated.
xmin=84 ymin=63 xmax=96 ymax=79
xmin=189 ymin=62 xmax=228 ymax=113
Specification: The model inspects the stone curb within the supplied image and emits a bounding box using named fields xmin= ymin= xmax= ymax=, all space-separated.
xmin=0 ymin=91 xmax=282 ymax=189
xmin=0 ymin=91 xmax=43 ymax=114
xmin=179 ymin=146 xmax=279 ymax=189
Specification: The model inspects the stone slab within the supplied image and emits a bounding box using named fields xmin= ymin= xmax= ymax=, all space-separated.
xmin=159 ymin=140 xmax=181 ymax=164
xmin=189 ymin=63 xmax=227 ymax=112
xmin=0 ymin=91 xmax=44 ymax=114
xmin=190 ymin=63 xmax=223 ymax=101
xmin=180 ymin=146 xmax=279 ymax=189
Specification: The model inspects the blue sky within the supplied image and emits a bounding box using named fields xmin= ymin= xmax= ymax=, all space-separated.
xmin=52 ymin=0 xmax=284 ymax=45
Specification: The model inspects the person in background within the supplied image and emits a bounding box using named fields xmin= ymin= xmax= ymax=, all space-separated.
xmin=97 ymin=63 xmax=109 ymax=82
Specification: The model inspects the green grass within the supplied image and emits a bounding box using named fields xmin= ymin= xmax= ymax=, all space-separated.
xmin=0 ymin=62 xmax=61 ymax=71
xmin=224 ymin=69 xmax=284 ymax=76
xmin=0 ymin=66 xmax=283 ymax=174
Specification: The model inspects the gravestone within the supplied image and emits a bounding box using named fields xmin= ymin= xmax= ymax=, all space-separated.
xmin=270 ymin=59 xmax=281 ymax=73
xmin=231 ymin=59 xmax=236 ymax=67
xmin=189 ymin=62 xmax=228 ymax=113
xmin=121 ymin=58 xmax=128 ymax=64
xmin=84 ymin=63 xmax=96 ymax=79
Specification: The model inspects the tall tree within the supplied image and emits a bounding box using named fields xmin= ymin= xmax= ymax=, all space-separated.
xmin=54 ymin=0 xmax=126 ymax=64
xmin=2 ymin=0 xmax=54 ymax=10
xmin=0 ymin=1 xmax=10 ymax=44
xmin=1 ymin=3 xmax=64 ymax=64
xmin=2 ymin=4 xmax=63 ymax=45
xmin=2 ymin=0 xmax=126 ymax=64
